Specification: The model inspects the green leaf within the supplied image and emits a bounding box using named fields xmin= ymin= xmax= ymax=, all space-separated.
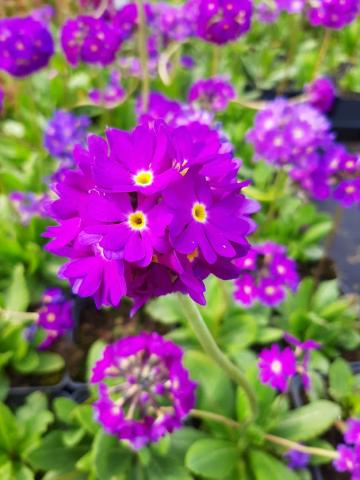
xmin=17 ymin=392 xmax=53 ymax=447
xmin=329 ymin=358 xmax=354 ymax=401
xmin=146 ymin=294 xmax=186 ymax=325
xmin=26 ymin=432 xmax=86 ymax=473
xmin=312 ymin=280 xmax=339 ymax=311
xmin=0 ymin=403 xmax=21 ymax=452
xmin=92 ymin=431 xmax=132 ymax=480
xmin=146 ymin=453 xmax=192 ymax=480
xmin=185 ymin=439 xmax=237 ymax=479
xmin=0 ymin=372 xmax=10 ymax=401
xmin=270 ymin=400 xmax=341 ymax=441
xmin=249 ymin=450 xmax=300 ymax=480
xmin=12 ymin=463 xmax=34 ymax=480
xmin=73 ymin=405 xmax=99 ymax=435
xmin=5 ymin=264 xmax=29 ymax=311
xmin=301 ymin=222 xmax=332 ymax=245
xmin=53 ymin=398 xmax=77 ymax=424
xmin=86 ymin=339 xmax=106 ymax=382
xmin=32 ymin=352 xmax=65 ymax=374
xmin=184 ymin=350 xmax=234 ymax=417
xmin=13 ymin=350 xmax=39 ymax=373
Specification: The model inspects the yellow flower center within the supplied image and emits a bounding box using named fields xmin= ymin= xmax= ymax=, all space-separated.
xmin=277 ymin=265 xmax=286 ymax=275
xmin=345 ymin=185 xmax=355 ymax=194
xmin=46 ymin=313 xmax=56 ymax=322
xmin=133 ymin=170 xmax=154 ymax=187
xmin=265 ymin=286 xmax=275 ymax=296
xmin=192 ymin=202 xmax=207 ymax=223
xmin=187 ymin=248 xmax=199 ymax=262
xmin=271 ymin=360 xmax=282 ymax=374
xmin=128 ymin=211 xmax=147 ymax=231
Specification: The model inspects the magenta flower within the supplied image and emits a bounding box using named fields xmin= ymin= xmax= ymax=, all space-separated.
xmin=333 ymin=179 xmax=360 ymax=207
xmin=307 ymin=0 xmax=359 ymax=29
xmin=188 ymin=77 xmax=235 ymax=112
xmin=258 ymin=344 xmax=297 ymax=392
xmin=284 ymin=333 xmax=320 ymax=390
xmin=35 ymin=288 xmax=74 ymax=349
xmin=91 ymin=332 xmax=197 ymax=449
xmin=61 ymin=15 xmax=121 ymax=66
xmin=0 ymin=15 xmax=54 ymax=77
xmin=234 ymin=241 xmax=299 ymax=308
xmin=345 ymin=419 xmax=360 ymax=446
xmin=89 ymin=71 xmax=125 ymax=107
xmin=285 ymin=449 xmax=310 ymax=470
xmin=44 ymin=120 xmax=257 ymax=310
xmin=334 ymin=445 xmax=360 ymax=477
xmin=196 ymin=0 xmax=253 ymax=44
xmin=305 ymin=77 xmax=336 ymax=113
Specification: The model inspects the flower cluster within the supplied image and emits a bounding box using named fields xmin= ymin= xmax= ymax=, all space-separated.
xmin=234 ymin=241 xmax=299 ymax=307
xmin=188 ymin=77 xmax=235 ymax=112
xmin=291 ymin=142 xmax=360 ymax=207
xmin=9 ymin=191 xmax=49 ymax=225
xmin=44 ymin=119 xmax=257 ymax=310
xmin=196 ymin=0 xmax=253 ymax=44
xmin=0 ymin=15 xmax=54 ymax=77
xmin=91 ymin=332 xmax=196 ymax=449
xmin=256 ymin=0 xmax=305 ymax=23
xmin=34 ymin=288 xmax=74 ymax=349
xmin=285 ymin=449 xmax=310 ymax=470
xmin=334 ymin=419 xmax=360 ymax=479
xmin=305 ymin=76 xmax=336 ymax=113
xmin=151 ymin=2 xmax=197 ymax=42
xmin=89 ymin=71 xmax=125 ymax=107
xmin=307 ymin=0 xmax=359 ymax=29
xmin=258 ymin=334 xmax=320 ymax=392
xmin=61 ymin=15 xmax=122 ymax=66
xmin=246 ymin=98 xmax=333 ymax=167
xmin=44 ymin=110 xmax=90 ymax=163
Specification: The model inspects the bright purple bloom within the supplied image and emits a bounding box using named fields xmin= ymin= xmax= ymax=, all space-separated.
xmin=36 ymin=288 xmax=74 ymax=349
xmin=9 ymin=191 xmax=49 ymax=225
xmin=334 ymin=445 xmax=360 ymax=477
xmin=44 ymin=110 xmax=90 ymax=163
xmin=89 ymin=71 xmax=125 ymax=107
xmin=0 ymin=16 xmax=54 ymax=77
xmin=285 ymin=449 xmax=310 ymax=470
xmin=152 ymin=2 xmax=197 ymax=42
xmin=345 ymin=419 xmax=360 ymax=446
xmin=188 ymin=77 xmax=235 ymax=112
xmin=307 ymin=0 xmax=359 ymax=29
xmin=44 ymin=120 xmax=257 ymax=310
xmin=305 ymin=77 xmax=336 ymax=113
xmin=333 ymin=178 xmax=360 ymax=207
xmin=61 ymin=15 xmax=121 ymax=66
xmin=181 ymin=55 xmax=196 ymax=69
xmin=277 ymin=0 xmax=305 ymax=14
xmin=258 ymin=344 xmax=297 ymax=392
xmin=196 ymin=0 xmax=253 ymax=44
xmin=32 ymin=5 xmax=54 ymax=25
xmin=91 ymin=332 xmax=196 ymax=449
xmin=256 ymin=2 xmax=280 ymax=23
xmin=247 ymin=98 xmax=333 ymax=167
xmin=234 ymin=241 xmax=299 ymax=308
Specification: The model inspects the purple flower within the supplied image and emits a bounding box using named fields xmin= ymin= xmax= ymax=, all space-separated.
xmin=307 ymin=0 xmax=359 ymax=29
xmin=91 ymin=332 xmax=197 ymax=449
xmin=258 ymin=344 xmax=297 ymax=392
xmin=188 ymin=77 xmax=235 ymax=112
xmin=0 ymin=15 xmax=54 ymax=77
xmin=44 ymin=110 xmax=90 ymax=163
xmin=276 ymin=0 xmax=305 ymax=14
xmin=196 ymin=0 xmax=253 ymax=44
xmin=256 ymin=2 xmax=280 ymax=23
xmin=35 ymin=288 xmax=74 ymax=349
xmin=246 ymin=98 xmax=333 ymax=167
xmin=234 ymin=241 xmax=299 ymax=308
xmin=285 ymin=449 xmax=310 ymax=470
xmin=181 ymin=55 xmax=196 ymax=69
xmin=345 ymin=419 xmax=360 ymax=446
xmin=43 ymin=120 xmax=257 ymax=310
xmin=89 ymin=71 xmax=125 ymax=107
xmin=151 ymin=2 xmax=197 ymax=42
xmin=305 ymin=77 xmax=336 ymax=113
xmin=334 ymin=445 xmax=360 ymax=476
xmin=31 ymin=5 xmax=54 ymax=25
xmin=61 ymin=15 xmax=121 ymax=66
xmin=9 ymin=191 xmax=49 ymax=225
xmin=333 ymin=179 xmax=360 ymax=207
xmin=284 ymin=333 xmax=320 ymax=390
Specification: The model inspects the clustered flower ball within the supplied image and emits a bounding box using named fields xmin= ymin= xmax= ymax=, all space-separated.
xmin=91 ymin=332 xmax=196 ymax=448
xmin=196 ymin=0 xmax=253 ymax=44
xmin=246 ymin=98 xmax=333 ymax=167
xmin=35 ymin=288 xmax=74 ymax=349
xmin=234 ymin=241 xmax=299 ymax=307
xmin=334 ymin=418 xmax=360 ymax=479
xmin=44 ymin=110 xmax=90 ymax=163
xmin=307 ymin=0 xmax=360 ymax=29
xmin=305 ymin=76 xmax=336 ymax=113
xmin=44 ymin=119 xmax=258 ymax=311
xmin=60 ymin=15 xmax=122 ymax=66
xmin=0 ymin=15 xmax=54 ymax=77
xmin=188 ymin=77 xmax=235 ymax=112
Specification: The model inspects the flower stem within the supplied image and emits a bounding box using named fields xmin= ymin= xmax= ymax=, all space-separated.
xmin=264 ymin=433 xmax=338 ymax=460
xmin=211 ymin=45 xmax=221 ymax=76
xmin=136 ymin=0 xmax=150 ymax=113
xmin=0 ymin=308 xmax=38 ymax=322
xmin=265 ymin=168 xmax=287 ymax=224
xmin=313 ymin=29 xmax=332 ymax=80
xmin=177 ymin=294 xmax=258 ymax=419
xmin=190 ymin=409 xmax=338 ymax=460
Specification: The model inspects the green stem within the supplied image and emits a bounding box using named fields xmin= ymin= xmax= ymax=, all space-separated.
xmin=177 ymin=295 xmax=258 ymax=420
xmin=265 ymin=168 xmax=287 ymax=224
xmin=136 ymin=0 xmax=150 ymax=113
xmin=0 ymin=308 xmax=38 ymax=322
xmin=211 ymin=45 xmax=221 ymax=76
xmin=313 ymin=29 xmax=332 ymax=80
xmin=190 ymin=409 xmax=338 ymax=459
